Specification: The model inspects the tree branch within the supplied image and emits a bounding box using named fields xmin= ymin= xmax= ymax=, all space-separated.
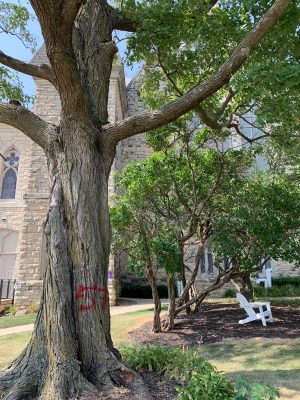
xmin=238 ymin=114 xmax=270 ymax=137
xmin=110 ymin=8 xmax=138 ymax=32
xmin=194 ymin=104 xmax=222 ymax=130
xmin=157 ymin=48 xmax=230 ymax=131
xmin=29 ymin=0 xmax=89 ymax=118
xmin=0 ymin=103 xmax=57 ymax=148
xmin=0 ymin=50 xmax=56 ymax=86
xmin=230 ymin=122 xmax=269 ymax=145
xmin=110 ymin=0 xmax=218 ymax=33
xmin=215 ymin=87 xmax=236 ymax=118
xmin=104 ymin=0 xmax=291 ymax=144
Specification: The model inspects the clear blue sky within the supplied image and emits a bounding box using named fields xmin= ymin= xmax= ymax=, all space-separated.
xmin=1 ymin=1 xmax=140 ymax=98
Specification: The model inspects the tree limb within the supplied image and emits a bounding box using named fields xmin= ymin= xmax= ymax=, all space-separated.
xmin=0 ymin=103 xmax=57 ymax=148
xmin=104 ymin=0 xmax=291 ymax=144
xmin=157 ymin=49 xmax=231 ymax=131
xmin=110 ymin=0 xmax=218 ymax=33
xmin=29 ymin=0 xmax=89 ymax=118
xmin=194 ymin=104 xmax=222 ymax=130
xmin=230 ymin=122 xmax=269 ymax=145
xmin=110 ymin=8 xmax=138 ymax=32
xmin=0 ymin=50 xmax=56 ymax=86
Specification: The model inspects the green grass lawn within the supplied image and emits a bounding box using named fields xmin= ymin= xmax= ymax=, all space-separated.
xmin=0 ymin=332 xmax=32 ymax=368
xmin=0 ymin=313 xmax=36 ymax=329
xmin=197 ymin=341 xmax=300 ymax=399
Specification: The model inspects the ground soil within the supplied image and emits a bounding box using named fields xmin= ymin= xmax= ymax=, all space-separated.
xmin=129 ymin=302 xmax=300 ymax=347
xmin=96 ymin=373 xmax=178 ymax=400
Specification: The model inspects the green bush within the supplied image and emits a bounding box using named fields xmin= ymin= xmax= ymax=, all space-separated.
xmin=120 ymin=283 xmax=168 ymax=298
xmin=224 ymin=289 xmax=237 ymax=298
xmin=272 ymin=276 xmax=300 ymax=288
xmin=264 ymin=298 xmax=300 ymax=307
xmin=120 ymin=345 xmax=279 ymax=400
xmin=236 ymin=378 xmax=280 ymax=400
xmin=254 ymin=284 xmax=300 ymax=298
xmin=3 ymin=305 xmax=20 ymax=316
xmin=121 ymin=345 xmax=235 ymax=400
xmin=29 ymin=302 xmax=40 ymax=314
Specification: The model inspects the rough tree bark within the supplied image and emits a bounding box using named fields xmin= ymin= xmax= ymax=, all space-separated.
xmin=179 ymin=240 xmax=191 ymax=314
xmin=145 ymin=262 xmax=162 ymax=333
xmin=161 ymin=273 xmax=176 ymax=331
xmin=0 ymin=0 xmax=291 ymax=398
xmin=231 ymin=270 xmax=254 ymax=301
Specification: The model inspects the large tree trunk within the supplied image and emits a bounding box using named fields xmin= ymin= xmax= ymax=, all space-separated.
xmin=0 ymin=122 xmax=148 ymax=399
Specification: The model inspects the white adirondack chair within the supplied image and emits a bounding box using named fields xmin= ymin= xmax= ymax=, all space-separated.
xmin=236 ymin=293 xmax=273 ymax=327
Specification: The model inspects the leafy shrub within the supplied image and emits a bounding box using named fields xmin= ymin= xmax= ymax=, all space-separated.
xmin=236 ymin=378 xmax=280 ymax=400
xmin=264 ymin=298 xmax=300 ymax=307
xmin=254 ymin=284 xmax=300 ymax=298
xmin=120 ymin=283 xmax=168 ymax=298
xmin=121 ymin=345 xmax=235 ymax=399
xmin=272 ymin=276 xmax=300 ymax=288
xmin=29 ymin=302 xmax=39 ymax=313
xmin=224 ymin=289 xmax=236 ymax=298
xmin=121 ymin=345 xmax=280 ymax=400
xmin=3 ymin=305 xmax=19 ymax=316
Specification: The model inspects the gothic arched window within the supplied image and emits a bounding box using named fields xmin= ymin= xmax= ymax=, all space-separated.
xmin=0 ymin=148 xmax=20 ymax=199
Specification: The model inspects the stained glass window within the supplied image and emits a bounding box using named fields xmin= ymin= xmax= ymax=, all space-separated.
xmin=4 ymin=151 xmax=19 ymax=167
xmin=200 ymin=253 xmax=206 ymax=273
xmin=1 ymin=169 xmax=17 ymax=199
xmin=200 ymin=248 xmax=214 ymax=274
xmin=0 ymin=148 xmax=19 ymax=200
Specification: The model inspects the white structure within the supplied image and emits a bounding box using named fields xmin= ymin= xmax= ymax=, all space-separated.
xmin=256 ymin=262 xmax=273 ymax=288
xmin=237 ymin=293 xmax=273 ymax=327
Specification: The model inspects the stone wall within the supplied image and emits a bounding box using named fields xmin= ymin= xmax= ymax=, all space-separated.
xmin=273 ymin=260 xmax=300 ymax=277
xmin=113 ymin=70 xmax=155 ymax=291
xmin=117 ymin=69 xmax=151 ymax=171
xmin=14 ymin=78 xmax=59 ymax=308
xmin=0 ymin=125 xmax=31 ymax=303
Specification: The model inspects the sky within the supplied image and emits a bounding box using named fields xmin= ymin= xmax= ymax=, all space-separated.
xmin=1 ymin=1 xmax=140 ymax=98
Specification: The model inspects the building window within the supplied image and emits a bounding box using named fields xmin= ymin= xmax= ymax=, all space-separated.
xmin=0 ymin=148 xmax=19 ymax=200
xmin=223 ymin=255 xmax=231 ymax=270
xmin=200 ymin=247 xmax=214 ymax=274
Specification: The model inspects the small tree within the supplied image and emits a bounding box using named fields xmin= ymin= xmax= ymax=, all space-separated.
xmin=212 ymin=172 xmax=300 ymax=300
xmin=111 ymin=198 xmax=181 ymax=332
xmin=111 ymin=134 xmax=254 ymax=330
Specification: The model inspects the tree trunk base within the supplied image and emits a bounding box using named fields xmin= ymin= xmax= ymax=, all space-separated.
xmin=0 ymin=360 xmax=152 ymax=400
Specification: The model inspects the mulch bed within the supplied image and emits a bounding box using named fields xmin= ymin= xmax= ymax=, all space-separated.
xmin=129 ymin=302 xmax=300 ymax=347
xmin=96 ymin=373 xmax=178 ymax=400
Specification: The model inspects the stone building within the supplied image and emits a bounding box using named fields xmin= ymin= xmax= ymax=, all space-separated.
xmin=0 ymin=45 xmax=298 ymax=308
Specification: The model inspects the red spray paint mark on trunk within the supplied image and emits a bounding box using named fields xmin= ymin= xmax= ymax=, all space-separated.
xmin=76 ymin=285 xmax=108 ymax=312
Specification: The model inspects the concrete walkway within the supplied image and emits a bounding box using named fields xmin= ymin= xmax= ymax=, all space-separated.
xmin=0 ymin=298 xmax=168 ymax=337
